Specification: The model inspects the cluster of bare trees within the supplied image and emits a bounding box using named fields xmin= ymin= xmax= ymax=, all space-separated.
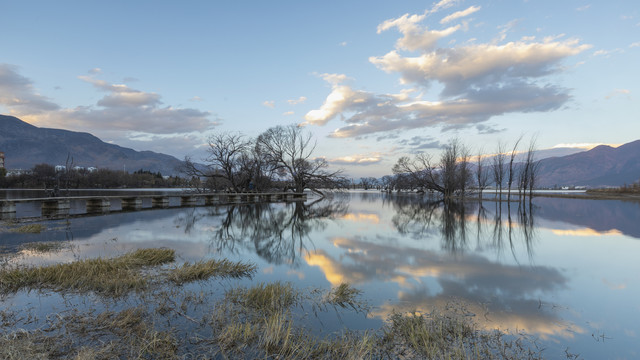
xmin=389 ymin=137 xmax=540 ymax=201
xmin=182 ymin=124 xmax=345 ymax=195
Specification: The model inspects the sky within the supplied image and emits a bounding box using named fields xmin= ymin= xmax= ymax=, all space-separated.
xmin=1 ymin=0 xmax=639 ymax=178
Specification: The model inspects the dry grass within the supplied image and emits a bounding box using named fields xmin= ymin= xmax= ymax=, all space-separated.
xmin=9 ymin=224 xmax=46 ymax=234
xmin=225 ymin=281 xmax=299 ymax=314
xmin=0 ymin=256 xmax=551 ymax=359
xmin=20 ymin=241 xmax=67 ymax=253
xmin=0 ymin=248 xmax=175 ymax=296
xmin=168 ymin=258 xmax=256 ymax=284
xmin=381 ymin=310 xmax=544 ymax=359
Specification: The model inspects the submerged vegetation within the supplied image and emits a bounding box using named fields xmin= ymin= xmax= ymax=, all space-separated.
xmin=0 ymin=247 xmax=556 ymax=359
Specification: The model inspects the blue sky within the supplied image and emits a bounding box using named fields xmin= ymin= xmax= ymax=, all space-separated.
xmin=1 ymin=0 xmax=638 ymax=177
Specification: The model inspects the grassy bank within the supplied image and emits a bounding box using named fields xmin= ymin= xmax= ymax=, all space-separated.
xmin=0 ymin=248 xmax=557 ymax=359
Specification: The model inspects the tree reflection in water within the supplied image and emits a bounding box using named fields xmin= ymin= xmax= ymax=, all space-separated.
xmin=388 ymin=194 xmax=537 ymax=260
xmin=175 ymin=197 xmax=348 ymax=266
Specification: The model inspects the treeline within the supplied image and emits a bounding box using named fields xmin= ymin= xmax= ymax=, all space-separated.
xmin=587 ymin=181 xmax=640 ymax=195
xmin=0 ymin=163 xmax=184 ymax=190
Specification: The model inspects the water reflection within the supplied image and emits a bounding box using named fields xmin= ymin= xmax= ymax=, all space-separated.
xmin=389 ymin=195 xmax=537 ymax=258
xmin=175 ymin=197 xmax=348 ymax=266
xmin=3 ymin=191 xmax=639 ymax=357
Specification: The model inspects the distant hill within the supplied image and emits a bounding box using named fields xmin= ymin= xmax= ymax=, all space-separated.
xmin=0 ymin=114 xmax=184 ymax=175
xmin=536 ymin=140 xmax=640 ymax=187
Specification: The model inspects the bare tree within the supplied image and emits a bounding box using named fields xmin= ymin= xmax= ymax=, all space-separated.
xmin=475 ymin=149 xmax=489 ymax=199
xmin=492 ymin=142 xmax=506 ymax=199
xmin=392 ymin=139 xmax=472 ymax=199
xmin=256 ymin=124 xmax=344 ymax=195
xmin=507 ymin=136 xmax=523 ymax=202
xmin=205 ymin=132 xmax=253 ymax=192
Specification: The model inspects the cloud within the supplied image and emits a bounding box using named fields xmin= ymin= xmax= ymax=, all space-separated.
xmin=328 ymin=153 xmax=382 ymax=166
xmin=630 ymin=42 xmax=640 ymax=48
xmin=398 ymin=136 xmax=443 ymax=151
xmin=262 ymin=100 xmax=275 ymax=108
xmin=576 ymin=5 xmax=591 ymax=12
xmin=283 ymin=111 xmax=294 ymax=116
xmin=287 ymin=96 xmax=307 ymax=105
xmin=1 ymin=65 xmax=217 ymax=158
xmin=429 ymin=0 xmax=460 ymax=14
xmin=0 ymin=64 xmax=61 ymax=115
xmin=605 ymin=89 xmax=631 ymax=100
xmin=440 ymin=5 xmax=481 ymax=24
xmin=88 ymin=67 xmax=102 ymax=74
xmin=370 ymin=39 xmax=590 ymax=96
xmin=190 ymin=96 xmax=203 ymax=102
xmin=378 ymin=13 xmax=460 ymax=52
xmin=307 ymin=78 xmax=571 ymax=138
xmin=304 ymin=11 xmax=590 ymax=139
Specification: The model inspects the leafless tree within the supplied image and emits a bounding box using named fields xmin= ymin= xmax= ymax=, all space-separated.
xmin=475 ymin=149 xmax=489 ymax=199
xmin=492 ymin=142 xmax=507 ymax=199
xmin=392 ymin=139 xmax=472 ymax=199
xmin=507 ymin=136 xmax=523 ymax=202
xmin=256 ymin=124 xmax=344 ymax=195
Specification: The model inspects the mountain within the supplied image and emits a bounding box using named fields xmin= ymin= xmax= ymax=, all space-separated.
xmin=0 ymin=115 xmax=184 ymax=175
xmin=536 ymin=140 xmax=640 ymax=187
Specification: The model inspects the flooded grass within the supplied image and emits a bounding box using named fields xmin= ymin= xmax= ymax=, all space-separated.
xmin=20 ymin=241 xmax=67 ymax=253
xmin=8 ymin=224 xmax=46 ymax=234
xmin=168 ymin=258 xmax=256 ymax=284
xmin=0 ymin=250 xmax=553 ymax=359
xmin=0 ymin=248 xmax=175 ymax=296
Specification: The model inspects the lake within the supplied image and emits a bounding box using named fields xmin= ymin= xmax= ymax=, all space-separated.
xmin=1 ymin=190 xmax=639 ymax=359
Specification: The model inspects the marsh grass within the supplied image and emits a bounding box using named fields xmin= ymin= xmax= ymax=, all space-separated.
xmin=381 ymin=310 xmax=544 ymax=360
xmin=0 ymin=248 xmax=175 ymax=296
xmin=20 ymin=241 xmax=67 ymax=253
xmin=168 ymin=258 xmax=256 ymax=284
xmin=8 ymin=224 xmax=46 ymax=234
xmin=0 ymin=256 xmax=550 ymax=359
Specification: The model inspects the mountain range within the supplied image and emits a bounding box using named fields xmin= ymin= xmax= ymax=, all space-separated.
xmin=1 ymin=114 xmax=639 ymax=187
xmin=535 ymin=140 xmax=640 ymax=187
xmin=0 ymin=114 xmax=184 ymax=175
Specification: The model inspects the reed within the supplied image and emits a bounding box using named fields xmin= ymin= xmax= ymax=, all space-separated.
xmin=168 ymin=258 xmax=256 ymax=284
xmin=0 ymin=248 xmax=175 ymax=296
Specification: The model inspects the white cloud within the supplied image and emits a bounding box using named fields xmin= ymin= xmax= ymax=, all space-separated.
xmin=576 ymin=5 xmax=591 ymax=12
xmin=283 ymin=111 xmax=294 ymax=116
xmin=190 ymin=96 xmax=203 ymax=102
xmin=329 ymin=153 xmax=382 ymax=166
xmin=378 ymin=13 xmax=460 ymax=52
xmin=305 ymin=10 xmax=590 ymax=139
xmin=339 ymin=41 xmax=348 ymax=47
xmin=287 ymin=96 xmax=307 ymax=105
xmin=630 ymin=42 xmax=640 ymax=48
xmin=440 ymin=5 xmax=481 ymax=24
xmin=370 ymin=39 xmax=591 ymax=96
xmin=429 ymin=0 xmax=460 ymax=14
xmin=88 ymin=67 xmax=102 ymax=74
xmin=262 ymin=100 xmax=275 ymax=108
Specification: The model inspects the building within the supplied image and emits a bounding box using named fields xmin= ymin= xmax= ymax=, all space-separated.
xmin=0 ymin=151 xmax=5 ymax=169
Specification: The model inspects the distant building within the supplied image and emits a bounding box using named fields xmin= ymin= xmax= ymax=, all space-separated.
xmin=0 ymin=151 xmax=5 ymax=169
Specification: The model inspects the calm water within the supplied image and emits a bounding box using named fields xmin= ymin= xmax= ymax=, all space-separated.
xmin=1 ymin=190 xmax=639 ymax=359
